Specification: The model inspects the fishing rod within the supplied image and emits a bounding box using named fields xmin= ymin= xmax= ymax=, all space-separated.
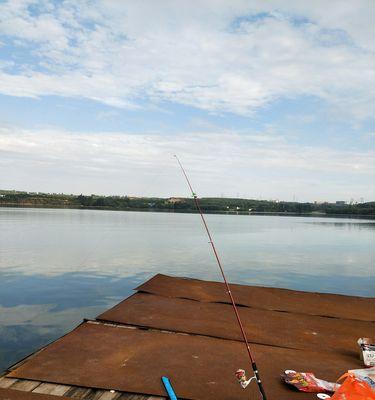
xmin=174 ymin=155 xmax=267 ymax=400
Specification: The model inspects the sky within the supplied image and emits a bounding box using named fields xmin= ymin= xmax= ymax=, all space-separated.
xmin=0 ymin=0 xmax=374 ymax=202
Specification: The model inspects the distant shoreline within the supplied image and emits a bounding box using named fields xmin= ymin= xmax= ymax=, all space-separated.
xmin=1 ymin=190 xmax=374 ymax=217
xmin=1 ymin=203 xmax=374 ymax=219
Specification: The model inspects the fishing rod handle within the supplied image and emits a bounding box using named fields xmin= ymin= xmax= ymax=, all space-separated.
xmin=252 ymin=362 xmax=267 ymax=400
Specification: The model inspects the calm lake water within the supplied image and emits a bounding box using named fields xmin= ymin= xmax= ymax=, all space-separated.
xmin=0 ymin=207 xmax=374 ymax=371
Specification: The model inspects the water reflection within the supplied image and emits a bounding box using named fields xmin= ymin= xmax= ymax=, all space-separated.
xmin=0 ymin=208 xmax=374 ymax=371
xmin=0 ymin=324 xmax=58 ymax=372
xmin=0 ymin=270 xmax=144 ymax=371
xmin=305 ymin=221 xmax=375 ymax=230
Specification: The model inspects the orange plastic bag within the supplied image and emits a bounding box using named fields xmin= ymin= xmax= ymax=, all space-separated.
xmin=330 ymin=373 xmax=375 ymax=400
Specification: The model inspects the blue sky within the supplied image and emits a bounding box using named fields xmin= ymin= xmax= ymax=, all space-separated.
xmin=0 ymin=0 xmax=374 ymax=202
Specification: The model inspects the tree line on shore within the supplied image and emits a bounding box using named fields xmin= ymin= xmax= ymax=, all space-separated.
xmin=0 ymin=190 xmax=374 ymax=215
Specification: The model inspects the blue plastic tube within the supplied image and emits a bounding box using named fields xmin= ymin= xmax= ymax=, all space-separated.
xmin=161 ymin=376 xmax=178 ymax=400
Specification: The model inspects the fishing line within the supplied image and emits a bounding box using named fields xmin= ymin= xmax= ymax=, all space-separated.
xmin=174 ymin=155 xmax=267 ymax=400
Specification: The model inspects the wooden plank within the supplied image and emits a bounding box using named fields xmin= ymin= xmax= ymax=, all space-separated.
xmin=117 ymin=395 xmax=163 ymax=400
xmin=46 ymin=384 xmax=71 ymax=396
xmin=83 ymin=390 xmax=106 ymax=400
xmin=0 ymin=377 xmax=18 ymax=389
xmin=10 ymin=379 xmax=41 ymax=391
xmin=95 ymin=391 xmax=121 ymax=400
xmin=146 ymin=397 xmax=165 ymax=399
xmin=32 ymin=384 xmax=121 ymax=399
xmin=32 ymin=383 xmax=56 ymax=394
xmin=83 ymin=389 xmax=120 ymax=400
xmin=0 ymin=387 xmax=72 ymax=399
xmin=65 ymin=386 xmax=94 ymax=399
xmin=117 ymin=395 xmax=146 ymax=399
xmin=32 ymin=382 xmax=71 ymax=395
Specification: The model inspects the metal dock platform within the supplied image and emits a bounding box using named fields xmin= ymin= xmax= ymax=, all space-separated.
xmin=1 ymin=274 xmax=374 ymax=400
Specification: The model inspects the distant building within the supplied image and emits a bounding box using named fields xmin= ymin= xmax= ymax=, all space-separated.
xmin=335 ymin=201 xmax=346 ymax=206
xmin=167 ymin=197 xmax=185 ymax=204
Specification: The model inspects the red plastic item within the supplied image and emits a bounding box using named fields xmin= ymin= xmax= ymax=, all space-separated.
xmin=331 ymin=373 xmax=375 ymax=400
xmin=281 ymin=370 xmax=339 ymax=393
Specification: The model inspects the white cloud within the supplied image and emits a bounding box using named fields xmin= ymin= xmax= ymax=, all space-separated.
xmin=0 ymin=304 xmax=53 ymax=325
xmin=0 ymin=303 xmax=112 ymax=330
xmin=0 ymin=1 xmax=374 ymax=118
xmin=0 ymin=124 xmax=374 ymax=201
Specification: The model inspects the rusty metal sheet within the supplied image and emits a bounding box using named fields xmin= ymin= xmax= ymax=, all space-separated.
xmin=97 ymin=292 xmax=375 ymax=354
xmin=0 ymin=388 xmax=70 ymax=400
xmin=136 ymin=274 xmax=375 ymax=321
xmin=8 ymin=321 xmax=363 ymax=400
